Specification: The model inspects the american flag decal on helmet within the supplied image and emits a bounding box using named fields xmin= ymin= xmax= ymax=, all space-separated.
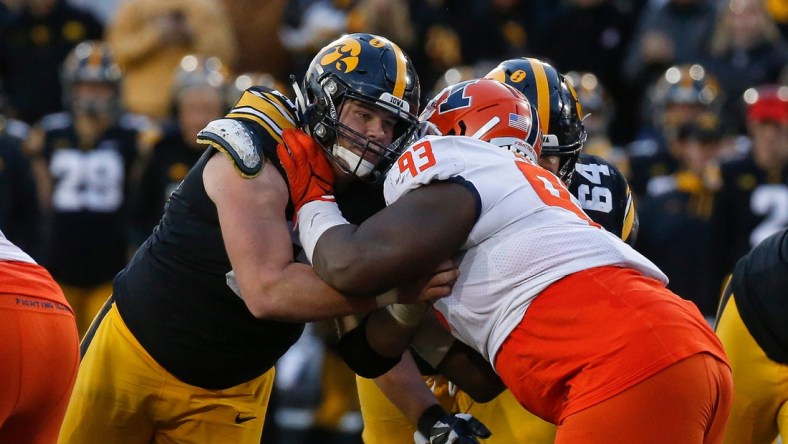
xmin=508 ymin=113 xmax=530 ymax=132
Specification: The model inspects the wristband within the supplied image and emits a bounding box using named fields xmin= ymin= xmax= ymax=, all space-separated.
xmin=297 ymin=200 xmax=348 ymax=263
xmin=374 ymin=289 xmax=399 ymax=307
xmin=417 ymin=404 xmax=446 ymax=437
xmin=386 ymin=303 xmax=427 ymax=327
xmin=410 ymin=317 xmax=455 ymax=368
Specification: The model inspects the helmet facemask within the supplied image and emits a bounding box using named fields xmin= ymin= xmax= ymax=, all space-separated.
xmin=299 ymin=72 xmax=419 ymax=183
xmin=62 ymin=41 xmax=123 ymax=121
xmin=70 ymin=81 xmax=122 ymax=119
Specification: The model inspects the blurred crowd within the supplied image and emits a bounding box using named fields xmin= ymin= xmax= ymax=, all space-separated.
xmin=0 ymin=0 xmax=786 ymax=442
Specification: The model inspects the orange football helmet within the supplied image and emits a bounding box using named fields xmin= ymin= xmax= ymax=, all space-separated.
xmin=420 ymin=78 xmax=542 ymax=161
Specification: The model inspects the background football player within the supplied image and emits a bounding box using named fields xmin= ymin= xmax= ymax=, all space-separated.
xmin=708 ymin=84 xmax=788 ymax=296
xmin=714 ymin=228 xmax=787 ymax=444
xmin=27 ymin=40 xmax=153 ymax=336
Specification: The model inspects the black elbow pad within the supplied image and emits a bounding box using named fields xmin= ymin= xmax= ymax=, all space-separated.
xmin=336 ymin=315 xmax=402 ymax=378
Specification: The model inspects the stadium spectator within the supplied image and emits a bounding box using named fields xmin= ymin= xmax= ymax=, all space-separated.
xmin=714 ymin=228 xmax=788 ymax=444
xmin=530 ymin=0 xmax=636 ymax=143
xmin=0 ymin=0 xmax=103 ymax=124
xmin=0 ymin=116 xmax=38 ymax=253
xmin=105 ymin=0 xmax=236 ymax=121
xmin=220 ymin=0 xmax=291 ymax=78
xmin=701 ymin=0 xmax=788 ymax=133
xmin=279 ymin=0 xmax=351 ymax=77
xmin=636 ymin=111 xmax=726 ymax=319
xmin=708 ymin=84 xmax=788 ymax=294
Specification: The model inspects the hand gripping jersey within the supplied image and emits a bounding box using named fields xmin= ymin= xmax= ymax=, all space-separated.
xmin=384 ymin=135 xmax=666 ymax=365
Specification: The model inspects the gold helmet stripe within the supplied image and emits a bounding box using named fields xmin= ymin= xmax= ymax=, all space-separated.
xmin=621 ymin=186 xmax=636 ymax=242
xmin=566 ymin=80 xmax=584 ymax=120
xmin=526 ymin=58 xmax=550 ymax=134
xmin=87 ymin=44 xmax=103 ymax=69
xmin=226 ymin=90 xmax=297 ymax=143
xmin=485 ymin=66 xmax=506 ymax=83
xmin=373 ymin=35 xmax=407 ymax=99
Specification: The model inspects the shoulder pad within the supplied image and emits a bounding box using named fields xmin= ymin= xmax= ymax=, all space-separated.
xmin=118 ymin=113 xmax=153 ymax=131
xmin=3 ymin=118 xmax=29 ymax=140
xmin=39 ymin=112 xmax=72 ymax=131
xmin=577 ymin=154 xmax=628 ymax=183
xmin=197 ymin=119 xmax=263 ymax=178
xmin=225 ymin=87 xmax=299 ymax=145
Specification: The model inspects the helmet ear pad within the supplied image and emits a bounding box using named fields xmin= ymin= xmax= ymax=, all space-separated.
xmin=299 ymin=33 xmax=422 ymax=183
xmin=302 ymin=74 xmax=345 ymax=150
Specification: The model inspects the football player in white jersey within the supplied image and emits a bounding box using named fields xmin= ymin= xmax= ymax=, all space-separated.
xmin=278 ymin=78 xmax=732 ymax=442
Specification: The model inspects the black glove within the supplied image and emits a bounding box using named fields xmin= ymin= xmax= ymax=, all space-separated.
xmin=415 ymin=405 xmax=492 ymax=444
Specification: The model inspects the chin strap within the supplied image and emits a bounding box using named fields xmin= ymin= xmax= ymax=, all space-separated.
xmin=333 ymin=143 xmax=375 ymax=178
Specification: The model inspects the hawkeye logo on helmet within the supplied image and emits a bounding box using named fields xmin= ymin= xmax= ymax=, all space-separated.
xmin=380 ymin=93 xmax=410 ymax=113
xmin=510 ymin=70 xmax=527 ymax=83
xmin=319 ymin=38 xmax=362 ymax=73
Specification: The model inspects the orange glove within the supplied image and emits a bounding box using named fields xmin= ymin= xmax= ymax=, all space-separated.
xmin=277 ymin=128 xmax=336 ymax=214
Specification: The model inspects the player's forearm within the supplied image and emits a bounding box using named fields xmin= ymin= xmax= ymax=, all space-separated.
xmin=311 ymin=224 xmax=396 ymax=296
xmin=242 ymin=261 xmax=377 ymax=322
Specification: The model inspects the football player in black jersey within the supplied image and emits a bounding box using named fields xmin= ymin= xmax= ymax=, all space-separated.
xmin=635 ymin=112 xmax=726 ymax=319
xmin=708 ymin=84 xmax=788 ymax=294
xmin=0 ymin=115 xmax=38 ymax=252
xmin=129 ymin=55 xmax=229 ymax=247
xmin=714 ymin=228 xmax=787 ymax=443
xmin=27 ymin=41 xmax=153 ymax=336
xmin=58 ymin=34 xmax=467 ymax=444
xmin=487 ymin=58 xmax=638 ymax=246
xmin=627 ymin=64 xmax=722 ymax=198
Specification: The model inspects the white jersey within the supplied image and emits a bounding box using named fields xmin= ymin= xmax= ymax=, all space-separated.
xmin=0 ymin=229 xmax=36 ymax=263
xmin=384 ymin=136 xmax=667 ymax=366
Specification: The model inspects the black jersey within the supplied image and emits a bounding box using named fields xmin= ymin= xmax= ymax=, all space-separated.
xmin=129 ymin=124 xmax=202 ymax=246
xmin=626 ymin=138 xmax=680 ymax=198
xmin=39 ymin=112 xmax=142 ymax=287
xmin=635 ymin=173 xmax=717 ymax=316
xmin=570 ymin=153 xmax=638 ymax=245
xmin=727 ymin=229 xmax=788 ymax=363
xmin=709 ymin=155 xmax=788 ymax=290
xmin=113 ymin=87 xmax=386 ymax=390
xmin=0 ymin=118 xmax=38 ymax=252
